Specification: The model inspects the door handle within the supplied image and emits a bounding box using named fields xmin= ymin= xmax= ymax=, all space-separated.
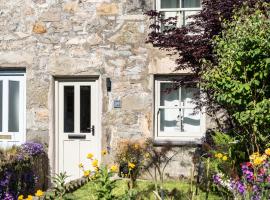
xmin=91 ymin=125 xmax=95 ymax=136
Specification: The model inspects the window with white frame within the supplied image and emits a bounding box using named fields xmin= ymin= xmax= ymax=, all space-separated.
xmin=154 ymin=78 xmax=205 ymax=141
xmin=0 ymin=70 xmax=26 ymax=148
xmin=156 ymin=0 xmax=202 ymax=27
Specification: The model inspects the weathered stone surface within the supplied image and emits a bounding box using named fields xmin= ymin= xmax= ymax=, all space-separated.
xmin=63 ymin=1 xmax=78 ymax=13
xmin=32 ymin=22 xmax=47 ymax=34
xmin=96 ymin=3 xmax=119 ymax=16
xmin=86 ymin=33 xmax=102 ymax=46
xmin=0 ymin=52 xmax=33 ymax=66
xmin=108 ymin=22 xmax=145 ymax=45
xmin=40 ymin=8 xmax=61 ymax=22
xmin=122 ymin=93 xmax=151 ymax=111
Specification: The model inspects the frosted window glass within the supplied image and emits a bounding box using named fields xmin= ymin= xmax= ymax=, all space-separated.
xmin=80 ymin=86 xmax=91 ymax=133
xmin=181 ymin=87 xmax=198 ymax=108
xmin=183 ymin=10 xmax=199 ymax=25
xmin=182 ymin=109 xmax=200 ymax=132
xmin=181 ymin=0 xmax=201 ymax=8
xmin=0 ymin=81 xmax=2 ymax=132
xmin=161 ymin=0 xmax=180 ymax=8
xmin=160 ymin=108 xmax=180 ymax=132
xmin=64 ymin=86 xmax=74 ymax=133
xmin=8 ymin=81 xmax=20 ymax=132
xmin=160 ymin=83 xmax=179 ymax=107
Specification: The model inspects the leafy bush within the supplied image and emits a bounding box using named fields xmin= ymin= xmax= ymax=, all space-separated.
xmin=115 ymin=139 xmax=146 ymax=188
xmin=201 ymin=2 xmax=270 ymax=155
xmin=79 ymin=151 xmax=119 ymax=200
xmin=0 ymin=142 xmax=47 ymax=200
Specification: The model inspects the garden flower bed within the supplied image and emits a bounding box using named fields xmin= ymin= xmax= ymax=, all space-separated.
xmin=0 ymin=142 xmax=48 ymax=200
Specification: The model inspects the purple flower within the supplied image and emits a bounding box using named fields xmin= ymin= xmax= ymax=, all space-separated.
xmin=21 ymin=142 xmax=44 ymax=156
xmin=3 ymin=192 xmax=14 ymax=200
xmin=213 ymin=174 xmax=222 ymax=185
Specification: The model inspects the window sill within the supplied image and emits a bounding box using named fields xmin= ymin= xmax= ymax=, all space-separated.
xmin=153 ymin=138 xmax=202 ymax=147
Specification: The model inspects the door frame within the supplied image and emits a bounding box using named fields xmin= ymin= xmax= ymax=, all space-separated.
xmin=54 ymin=77 xmax=102 ymax=174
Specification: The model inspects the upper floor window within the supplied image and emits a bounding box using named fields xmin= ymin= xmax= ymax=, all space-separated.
xmin=156 ymin=0 xmax=202 ymax=27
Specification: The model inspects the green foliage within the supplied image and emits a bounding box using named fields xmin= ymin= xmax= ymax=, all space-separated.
xmin=93 ymin=165 xmax=117 ymax=200
xmin=115 ymin=139 xmax=146 ymax=188
xmin=202 ymin=2 xmax=270 ymax=154
xmin=48 ymin=172 xmax=69 ymax=200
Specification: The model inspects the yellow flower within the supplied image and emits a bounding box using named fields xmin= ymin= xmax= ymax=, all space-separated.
xmin=144 ymin=153 xmax=150 ymax=158
xmin=35 ymin=189 xmax=44 ymax=197
xmin=128 ymin=162 xmax=136 ymax=169
xmin=26 ymin=195 xmax=33 ymax=200
xmin=215 ymin=153 xmax=223 ymax=159
xmin=79 ymin=163 xmax=84 ymax=168
xmin=87 ymin=153 xmax=94 ymax=159
xmin=134 ymin=144 xmax=139 ymax=149
xmin=253 ymin=157 xmax=264 ymax=166
xmin=110 ymin=165 xmax=118 ymax=172
xmin=265 ymin=148 xmax=270 ymax=156
xmin=102 ymin=149 xmax=107 ymax=156
xmin=18 ymin=195 xmax=24 ymax=200
xmin=222 ymin=155 xmax=228 ymax=161
xmin=92 ymin=159 xmax=98 ymax=168
xmin=250 ymin=152 xmax=260 ymax=160
xmin=261 ymin=154 xmax=267 ymax=161
xmin=84 ymin=170 xmax=90 ymax=177
xmin=94 ymin=167 xmax=99 ymax=172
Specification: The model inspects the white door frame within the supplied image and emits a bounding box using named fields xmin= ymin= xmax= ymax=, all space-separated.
xmin=54 ymin=78 xmax=102 ymax=175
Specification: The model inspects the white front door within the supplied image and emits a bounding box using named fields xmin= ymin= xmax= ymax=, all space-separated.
xmin=0 ymin=71 xmax=26 ymax=148
xmin=56 ymin=80 xmax=100 ymax=180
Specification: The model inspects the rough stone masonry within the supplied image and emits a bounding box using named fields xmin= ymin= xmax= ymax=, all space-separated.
xmin=0 ymin=0 xmax=209 ymax=178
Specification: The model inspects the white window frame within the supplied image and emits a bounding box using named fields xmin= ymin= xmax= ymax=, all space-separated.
xmin=0 ymin=71 xmax=26 ymax=146
xmin=154 ymin=78 xmax=205 ymax=142
xmin=156 ymin=0 xmax=202 ymax=27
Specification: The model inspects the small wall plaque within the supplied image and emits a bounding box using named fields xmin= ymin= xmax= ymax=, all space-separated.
xmin=113 ymin=100 xmax=121 ymax=108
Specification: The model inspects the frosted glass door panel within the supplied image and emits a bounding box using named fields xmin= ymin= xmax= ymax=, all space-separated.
xmin=161 ymin=0 xmax=180 ymax=8
xmin=160 ymin=108 xmax=180 ymax=132
xmin=8 ymin=81 xmax=20 ymax=132
xmin=182 ymin=109 xmax=200 ymax=132
xmin=160 ymin=83 xmax=179 ymax=107
xmin=181 ymin=0 xmax=201 ymax=8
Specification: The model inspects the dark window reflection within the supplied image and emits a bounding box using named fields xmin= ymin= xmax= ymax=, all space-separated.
xmin=64 ymin=86 xmax=74 ymax=133
xmin=80 ymin=86 xmax=91 ymax=133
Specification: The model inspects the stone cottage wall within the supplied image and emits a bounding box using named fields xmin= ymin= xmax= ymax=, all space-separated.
xmin=0 ymin=0 xmax=208 ymax=178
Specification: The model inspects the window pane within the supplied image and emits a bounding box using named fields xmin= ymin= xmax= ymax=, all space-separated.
xmin=160 ymin=108 xmax=180 ymax=133
xmin=181 ymin=87 xmax=198 ymax=107
xmin=0 ymin=81 xmax=2 ymax=132
xmin=64 ymin=86 xmax=74 ymax=133
xmin=182 ymin=10 xmax=199 ymax=26
xmin=8 ymin=81 xmax=20 ymax=132
xmin=161 ymin=0 xmax=180 ymax=8
xmin=160 ymin=83 xmax=179 ymax=107
xmin=181 ymin=0 xmax=201 ymax=8
xmin=80 ymin=86 xmax=91 ymax=133
xmin=182 ymin=109 xmax=200 ymax=132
